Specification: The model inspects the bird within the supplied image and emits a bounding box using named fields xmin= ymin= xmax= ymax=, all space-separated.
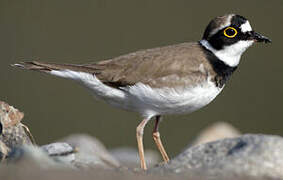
xmin=12 ymin=14 xmax=271 ymax=170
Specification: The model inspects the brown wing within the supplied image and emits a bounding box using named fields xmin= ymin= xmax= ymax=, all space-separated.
xmin=14 ymin=42 xmax=215 ymax=89
xmin=86 ymin=42 xmax=214 ymax=88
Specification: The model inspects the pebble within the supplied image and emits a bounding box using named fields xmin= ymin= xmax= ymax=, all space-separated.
xmin=60 ymin=134 xmax=120 ymax=169
xmin=41 ymin=142 xmax=76 ymax=165
xmin=151 ymin=134 xmax=283 ymax=179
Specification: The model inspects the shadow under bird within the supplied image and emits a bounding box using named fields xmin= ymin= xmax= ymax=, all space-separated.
xmin=13 ymin=14 xmax=271 ymax=170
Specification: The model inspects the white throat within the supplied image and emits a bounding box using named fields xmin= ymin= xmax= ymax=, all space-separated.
xmin=200 ymin=39 xmax=254 ymax=67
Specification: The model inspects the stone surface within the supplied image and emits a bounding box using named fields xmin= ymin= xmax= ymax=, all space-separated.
xmin=110 ymin=147 xmax=160 ymax=168
xmin=7 ymin=145 xmax=61 ymax=168
xmin=0 ymin=101 xmax=24 ymax=128
xmin=0 ymin=101 xmax=35 ymax=153
xmin=60 ymin=134 xmax=120 ymax=169
xmin=0 ymin=140 xmax=9 ymax=159
xmin=191 ymin=121 xmax=241 ymax=146
xmin=1 ymin=163 xmax=278 ymax=180
xmin=41 ymin=142 xmax=75 ymax=156
xmin=41 ymin=142 xmax=76 ymax=165
xmin=152 ymin=134 xmax=283 ymax=179
xmin=2 ymin=132 xmax=283 ymax=180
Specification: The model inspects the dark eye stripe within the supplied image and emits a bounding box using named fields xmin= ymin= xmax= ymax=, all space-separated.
xmin=207 ymin=26 xmax=246 ymax=50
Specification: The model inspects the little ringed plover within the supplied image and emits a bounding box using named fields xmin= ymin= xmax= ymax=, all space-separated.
xmin=13 ymin=14 xmax=271 ymax=170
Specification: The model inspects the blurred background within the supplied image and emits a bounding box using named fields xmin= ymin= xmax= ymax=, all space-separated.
xmin=0 ymin=0 xmax=282 ymax=156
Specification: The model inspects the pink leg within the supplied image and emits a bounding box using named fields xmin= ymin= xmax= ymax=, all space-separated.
xmin=152 ymin=116 xmax=169 ymax=163
xmin=136 ymin=118 xmax=150 ymax=170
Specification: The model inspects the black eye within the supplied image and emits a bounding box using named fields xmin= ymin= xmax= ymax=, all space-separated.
xmin=224 ymin=27 xmax=238 ymax=38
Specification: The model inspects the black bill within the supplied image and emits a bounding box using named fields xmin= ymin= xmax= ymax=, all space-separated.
xmin=248 ymin=31 xmax=271 ymax=43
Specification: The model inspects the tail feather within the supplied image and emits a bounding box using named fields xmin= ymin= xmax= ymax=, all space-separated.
xmin=12 ymin=61 xmax=96 ymax=74
xmin=12 ymin=61 xmax=56 ymax=72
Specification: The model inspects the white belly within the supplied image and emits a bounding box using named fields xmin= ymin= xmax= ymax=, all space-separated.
xmin=49 ymin=70 xmax=223 ymax=119
xmin=125 ymin=81 xmax=223 ymax=119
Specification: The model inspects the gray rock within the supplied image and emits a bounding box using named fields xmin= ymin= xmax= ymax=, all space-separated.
xmin=41 ymin=142 xmax=74 ymax=156
xmin=7 ymin=145 xmax=62 ymax=168
xmin=0 ymin=140 xmax=9 ymax=160
xmin=60 ymin=134 xmax=120 ymax=169
xmin=151 ymin=134 xmax=283 ymax=179
xmin=41 ymin=142 xmax=76 ymax=165
xmin=0 ymin=101 xmax=35 ymax=154
xmin=110 ymin=147 xmax=160 ymax=168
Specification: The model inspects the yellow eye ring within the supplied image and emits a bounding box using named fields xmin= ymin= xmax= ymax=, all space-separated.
xmin=223 ymin=27 xmax=238 ymax=38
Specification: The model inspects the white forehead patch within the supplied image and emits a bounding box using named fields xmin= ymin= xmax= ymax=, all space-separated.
xmin=240 ymin=21 xmax=252 ymax=32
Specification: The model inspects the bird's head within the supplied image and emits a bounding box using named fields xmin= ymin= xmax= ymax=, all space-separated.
xmin=200 ymin=14 xmax=271 ymax=67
